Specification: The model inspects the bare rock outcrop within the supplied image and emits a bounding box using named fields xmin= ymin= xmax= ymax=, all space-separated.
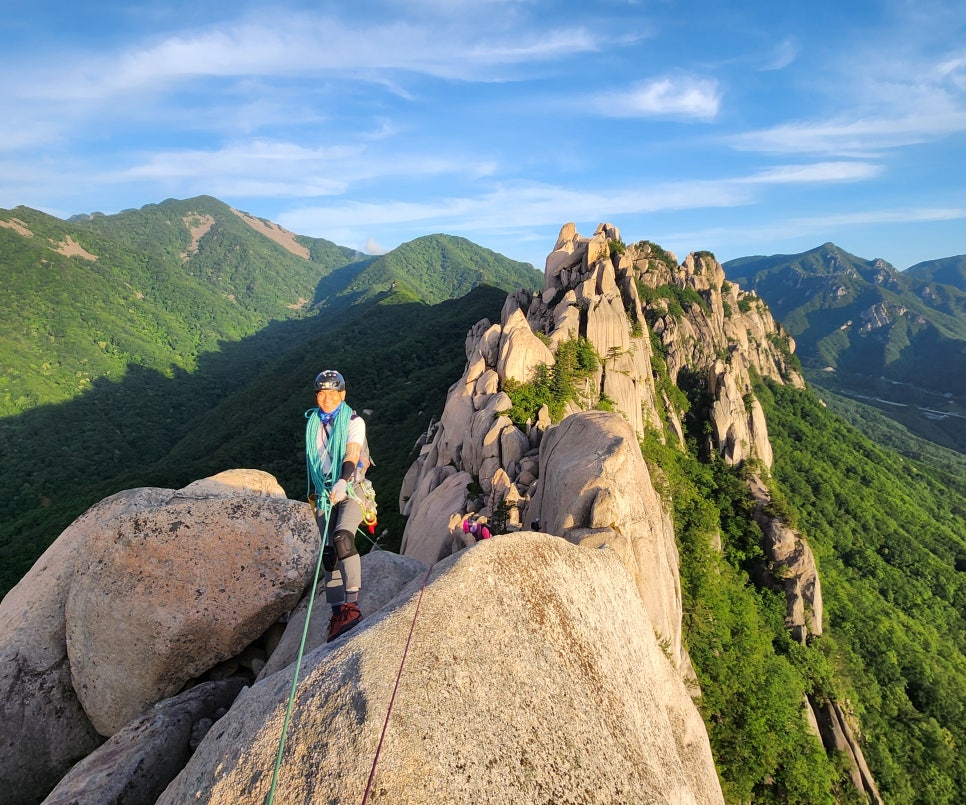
xmin=524 ymin=411 xmax=683 ymax=662
xmin=400 ymin=224 xmax=804 ymax=573
xmin=257 ymin=549 xmax=426 ymax=680
xmin=400 ymin=469 xmax=474 ymax=565
xmin=1 ymin=488 xmax=173 ymax=805
xmin=35 ymin=549 xmax=427 ymax=805
xmin=399 ymin=222 xmax=809 ymax=666
xmin=0 ymin=470 xmax=318 ymax=804
xmin=158 ymin=534 xmax=725 ymax=805
xmin=748 ymin=474 xmax=823 ymax=641
xmin=40 ymin=677 xmax=246 ymax=805
xmin=810 ymin=696 xmax=884 ymax=805
xmin=67 ymin=471 xmax=318 ymax=736
xmin=640 ymin=248 xmax=803 ymax=393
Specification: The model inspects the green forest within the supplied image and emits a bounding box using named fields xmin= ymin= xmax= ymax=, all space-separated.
xmin=0 ymin=198 xmax=540 ymax=592
xmin=758 ymin=380 xmax=966 ymax=803
xmin=636 ymin=374 xmax=965 ymax=803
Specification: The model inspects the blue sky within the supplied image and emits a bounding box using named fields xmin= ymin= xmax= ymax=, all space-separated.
xmin=1 ymin=0 xmax=964 ymax=271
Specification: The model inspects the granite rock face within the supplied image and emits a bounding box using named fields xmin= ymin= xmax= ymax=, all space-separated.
xmin=158 ymin=534 xmax=725 ymax=805
xmin=0 ymin=470 xmax=317 ymax=804
xmin=399 ymin=222 xmax=804 ymax=656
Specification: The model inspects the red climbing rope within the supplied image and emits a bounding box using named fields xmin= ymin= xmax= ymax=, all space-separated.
xmin=360 ymin=561 xmax=435 ymax=804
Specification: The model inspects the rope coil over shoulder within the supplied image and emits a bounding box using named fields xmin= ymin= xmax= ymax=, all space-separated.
xmin=305 ymin=405 xmax=351 ymax=499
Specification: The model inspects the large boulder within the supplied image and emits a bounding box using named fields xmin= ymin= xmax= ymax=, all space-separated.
xmin=66 ymin=471 xmax=318 ymax=736
xmin=524 ymin=411 xmax=684 ymax=663
xmin=40 ymin=678 xmax=246 ymax=805
xmin=0 ymin=491 xmax=171 ymax=805
xmin=399 ymin=470 xmax=474 ymax=566
xmin=497 ymin=307 xmax=555 ymax=384
xmin=0 ymin=470 xmax=317 ymax=804
xmin=158 ymin=534 xmax=724 ymax=805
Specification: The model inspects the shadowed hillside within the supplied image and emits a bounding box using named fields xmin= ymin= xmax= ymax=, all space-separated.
xmin=0 ymin=196 xmax=540 ymax=595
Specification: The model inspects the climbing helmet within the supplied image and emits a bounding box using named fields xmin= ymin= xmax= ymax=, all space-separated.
xmin=314 ymin=370 xmax=346 ymax=392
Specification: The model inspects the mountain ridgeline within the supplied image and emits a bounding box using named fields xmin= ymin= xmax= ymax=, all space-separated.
xmin=0 ymin=200 xmax=964 ymax=804
xmin=725 ymin=243 xmax=966 ymax=452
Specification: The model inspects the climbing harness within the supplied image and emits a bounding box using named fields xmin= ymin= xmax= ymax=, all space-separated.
xmin=360 ymin=560 xmax=435 ymax=805
xmin=265 ymin=496 xmax=332 ymax=805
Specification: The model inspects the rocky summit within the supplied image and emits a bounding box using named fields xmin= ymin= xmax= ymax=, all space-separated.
xmin=0 ymin=223 xmax=880 ymax=804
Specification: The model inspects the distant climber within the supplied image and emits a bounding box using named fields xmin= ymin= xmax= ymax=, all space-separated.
xmin=305 ymin=369 xmax=367 ymax=642
xmin=462 ymin=515 xmax=491 ymax=542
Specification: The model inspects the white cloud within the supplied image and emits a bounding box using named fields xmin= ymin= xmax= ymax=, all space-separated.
xmin=792 ymin=207 xmax=966 ymax=227
xmin=364 ymin=237 xmax=387 ymax=254
xmin=741 ymin=162 xmax=882 ymax=184
xmin=274 ymin=153 xmax=903 ymax=258
xmin=591 ymin=76 xmax=720 ymax=120
xmin=103 ymin=138 xmax=499 ymax=197
xmin=759 ymin=37 xmax=799 ymax=71
xmin=730 ymin=111 xmax=966 ymax=156
xmin=14 ymin=13 xmax=601 ymax=105
xmin=277 ymin=176 xmax=749 ymax=239
xmin=936 ymin=51 xmax=966 ymax=89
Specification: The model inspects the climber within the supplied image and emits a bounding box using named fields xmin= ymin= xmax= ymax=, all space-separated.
xmin=462 ymin=515 xmax=491 ymax=542
xmin=305 ymin=369 xmax=367 ymax=642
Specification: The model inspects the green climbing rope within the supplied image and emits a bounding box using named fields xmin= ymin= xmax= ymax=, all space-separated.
xmin=265 ymin=496 xmax=331 ymax=805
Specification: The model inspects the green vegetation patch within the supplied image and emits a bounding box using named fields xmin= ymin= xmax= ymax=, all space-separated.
xmin=500 ymin=337 xmax=599 ymax=426
xmin=757 ymin=380 xmax=966 ymax=804
xmin=640 ymin=431 xmax=848 ymax=804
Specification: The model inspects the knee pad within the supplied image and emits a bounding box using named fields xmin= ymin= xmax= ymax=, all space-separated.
xmin=322 ymin=544 xmax=338 ymax=572
xmin=332 ymin=529 xmax=358 ymax=561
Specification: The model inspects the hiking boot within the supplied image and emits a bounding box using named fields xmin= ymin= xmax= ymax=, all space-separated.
xmin=327 ymin=602 xmax=363 ymax=642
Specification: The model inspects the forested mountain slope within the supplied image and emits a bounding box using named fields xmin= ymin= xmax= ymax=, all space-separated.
xmin=725 ymin=244 xmax=966 ymax=452
xmin=757 ymin=380 xmax=966 ymax=803
xmin=0 ymin=197 xmax=539 ymax=595
xmin=0 ymin=196 xmax=359 ymax=415
xmin=905 ymin=253 xmax=966 ymax=291
xmin=340 ymin=233 xmax=540 ymax=305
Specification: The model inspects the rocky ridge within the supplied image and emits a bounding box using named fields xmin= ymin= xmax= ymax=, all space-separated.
xmin=0 ymin=469 xmax=724 ymax=805
xmin=397 ymin=222 xmax=877 ymax=800
xmin=399 ymin=222 xmax=816 ymax=649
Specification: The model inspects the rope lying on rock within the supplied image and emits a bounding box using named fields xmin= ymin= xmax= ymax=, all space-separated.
xmin=360 ymin=560 xmax=435 ymax=805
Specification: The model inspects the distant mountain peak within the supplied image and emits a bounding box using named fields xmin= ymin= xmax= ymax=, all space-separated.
xmin=724 ymin=243 xmax=966 ymax=451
